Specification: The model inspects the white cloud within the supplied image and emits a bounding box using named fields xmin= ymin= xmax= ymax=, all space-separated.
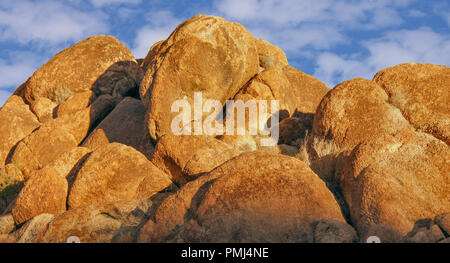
xmin=314 ymin=53 xmax=372 ymax=88
xmin=314 ymin=27 xmax=450 ymax=88
xmin=0 ymin=52 xmax=45 ymax=88
xmin=216 ymin=0 xmax=414 ymax=28
xmin=90 ymin=0 xmax=141 ymax=8
xmin=214 ymin=0 xmax=417 ymax=60
xmin=0 ymin=0 xmax=108 ymax=45
xmin=131 ymin=11 xmax=182 ymax=58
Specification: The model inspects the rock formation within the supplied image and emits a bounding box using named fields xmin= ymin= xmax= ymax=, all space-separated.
xmin=0 ymin=15 xmax=448 ymax=243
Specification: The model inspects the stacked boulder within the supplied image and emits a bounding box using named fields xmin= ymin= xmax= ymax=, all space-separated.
xmin=0 ymin=15 xmax=448 ymax=243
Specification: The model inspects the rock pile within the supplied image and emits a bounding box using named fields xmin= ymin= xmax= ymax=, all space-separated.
xmin=0 ymin=15 xmax=448 ymax=243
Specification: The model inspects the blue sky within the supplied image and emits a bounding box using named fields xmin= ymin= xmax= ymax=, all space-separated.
xmin=1 ymin=0 xmax=449 ymax=105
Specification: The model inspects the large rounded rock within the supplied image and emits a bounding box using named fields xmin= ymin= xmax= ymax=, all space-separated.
xmin=373 ymin=63 xmax=450 ymax=145
xmin=309 ymin=78 xmax=410 ymax=162
xmin=12 ymin=168 xmax=68 ymax=225
xmin=341 ymin=130 xmax=449 ymax=235
xmin=140 ymin=15 xmax=259 ymax=140
xmin=68 ymin=143 xmax=172 ymax=209
xmin=139 ymin=151 xmax=345 ymax=243
xmin=23 ymin=35 xmax=137 ymax=106
xmin=150 ymin=135 xmax=240 ymax=185
xmin=0 ymin=96 xmax=40 ymax=166
xmin=221 ymin=65 xmax=328 ymax=152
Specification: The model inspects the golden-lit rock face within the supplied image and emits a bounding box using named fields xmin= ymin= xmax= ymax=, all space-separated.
xmin=23 ymin=35 xmax=138 ymax=105
xmin=140 ymin=15 xmax=260 ymax=140
xmin=0 ymin=14 xmax=448 ymax=243
xmin=68 ymin=143 xmax=172 ymax=209
xmin=373 ymin=63 xmax=450 ymax=145
xmin=0 ymin=96 xmax=40 ymax=166
xmin=12 ymin=168 xmax=68 ymax=225
xmin=139 ymin=151 xmax=345 ymax=243
xmin=308 ymin=63 xmax=450 ymax=236
xmin=150 ymin=134 xmax=240 ymax=185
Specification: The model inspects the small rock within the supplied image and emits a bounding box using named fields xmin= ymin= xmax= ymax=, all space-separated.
xmin=313 ymin=219 xmax=358 ymax=243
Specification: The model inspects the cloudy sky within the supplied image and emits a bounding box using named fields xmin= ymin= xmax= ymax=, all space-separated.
xmin=1 ymin=0 xmax=449 ymax=105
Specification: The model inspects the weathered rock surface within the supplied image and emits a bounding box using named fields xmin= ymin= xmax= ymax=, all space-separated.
xmin=0 ymin=15 xmax=448 ymax=245
xmin=30 ymin=97 xmax=57 ymax=122
xmin=221 ymin=65 xmax=328 ymax=153
xmin=403 ymin=219 xmax=446 ymax=243
xmin=0 ymin=95 xmax=40 ymax=166
xmin=12 ymin=168 xmax=68 ymax=224
xmin=68 ymin=143 xmax=172 ymax=209
xmin=23 ymin=35 xmax=137 ymax=106
xmin=82 ymin=97 xmax=149 ymax=155
xmin=307 ymin=64 xmax=450 ymax=236
xmin=41 ymin=198 xmax=158 ymax=243
xmin=360 ymin=224 xmax=403 ymax=243
xmin=151 ymin=135 xmax=240 ymax=185
xmin=45 ymin=147 xmax=92 ymax=179
xmin=341 ymin=130 xmax=449 ymax=235
xmin=8 ymin=97 xmax=116 ymax=178
xmin=140 ymin=15 xmax=260 ymax=140
xmin=435 ymin=213 xmax=450 ymax=237
xmin=0 ymin=214 xmax=15 ymax=235
xmin=255 ymin=38 xmax=288 ymax=69
xmin=139 ymin=151 xmax=345 ymax=243
xmin=14 ymin=213 xmax=55 ymax=243
xmin=373 ymin=63 xmax=450 ymax=145
xmin=313 ymin=219 xmax=358 ymax=243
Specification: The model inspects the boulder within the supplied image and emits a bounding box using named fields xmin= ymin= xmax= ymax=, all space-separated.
xmin=341 ymin=131 xmax=449 ymax=235
xmin=0 ymin=95 xmax=40 ymax=166
xmin=82 ymin=97 xmax=150 ymax=155
xmin=91 ymin=61 xmax=143 ymax=100
xmin=308 ymin=78 xmax=411 ymax=163
xmin=8 ymin=96 xmax=116 ymax=178
xmin=139 ymin=151 xmax=345 ymax=242
xmin=12 ymin=168 xmax=68 ymax=225
xmin=403 ymin=219 xmax=446 ymax=243
xmin=23 ymin=35 xmax=137 ymax=106
xmin=150 ymin=135 xmax=240 ymax=185
xmin=313 ymin=219 xmax=358 ymax=243
xmin=41 ymin=198 xmax=157 ymax=243
xmin=44 ymin=147 xmax=92 ymax=179
xmin=373 ymin=63 xmax=450 ymax=145
xmin=55 ymin=91 xmax=93 ymax=117
xmin=15 ymin=213 xmax=55 ymax=243
xmin=68 ymin=143 xmax=172 ymax=209
xmin=140 ymin=15 xmax=260 ymax=140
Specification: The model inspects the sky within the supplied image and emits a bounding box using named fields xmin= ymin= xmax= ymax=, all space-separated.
xmin=0 ymin=0 xmax=449 ymax=106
